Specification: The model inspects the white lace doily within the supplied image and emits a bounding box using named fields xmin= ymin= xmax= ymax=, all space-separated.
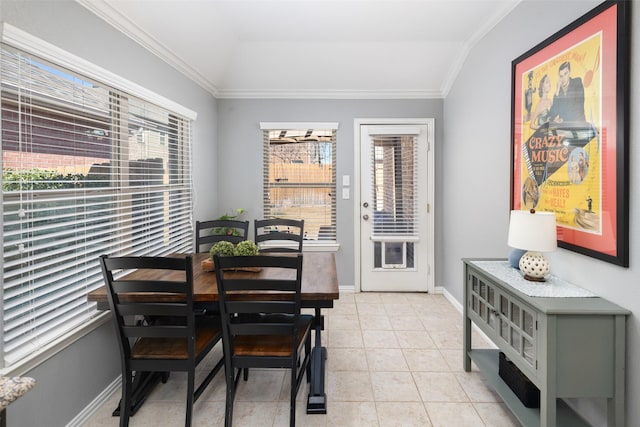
xmin=469 ymin=260 xmax=595 ymax=298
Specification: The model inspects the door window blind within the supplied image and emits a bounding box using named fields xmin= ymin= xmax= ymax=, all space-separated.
xmin=369 ymin=133 xmax=419 ymax=238
xmin=1 ymin=44 xmax=193 ymax=367
xmin=261 ymin=127 xmax=337 ymax=242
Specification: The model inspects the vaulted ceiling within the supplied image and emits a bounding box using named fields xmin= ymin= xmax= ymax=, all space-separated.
xmin=78 ymin=0 xmax=521 ymax=98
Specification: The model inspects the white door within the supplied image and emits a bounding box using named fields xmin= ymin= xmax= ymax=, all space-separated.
xmin=358 ymin=122 xmax=433 ymax=292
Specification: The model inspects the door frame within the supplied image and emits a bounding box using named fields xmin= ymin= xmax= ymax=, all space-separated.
xmin=353 ymin=118 xmax=435 ymax=293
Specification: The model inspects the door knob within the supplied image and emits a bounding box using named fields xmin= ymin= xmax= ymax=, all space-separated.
xmin=363 ymin=202 xmax=369 ymax=208
xmin=362 ymin=214 xmax=369 ymax=220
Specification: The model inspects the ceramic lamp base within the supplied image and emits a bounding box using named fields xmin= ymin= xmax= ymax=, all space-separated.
xmin=519 ymin=251 xmax=550 ymax=282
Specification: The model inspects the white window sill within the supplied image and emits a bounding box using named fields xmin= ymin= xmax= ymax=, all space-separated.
xmin=259 ymin=242 xmax=340 ymax=252
xmin=303 ymin=242 xmax=340 ymax=252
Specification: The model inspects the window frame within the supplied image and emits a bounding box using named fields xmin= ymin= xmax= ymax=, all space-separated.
xmin=260 ymin=122 xmax=339 ymax=251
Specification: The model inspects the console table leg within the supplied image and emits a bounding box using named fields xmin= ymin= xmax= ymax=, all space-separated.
xmin=608 ymin=314 xmax=626 ymax=426
xmin=463 ymin=316 xmax=472 ymax=371
xmin=540 ymin=389 xmax=557 ymax=427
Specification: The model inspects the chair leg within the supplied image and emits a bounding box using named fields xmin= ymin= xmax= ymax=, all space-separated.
xmin=224 ymin=368 xmax=236 ymax=427
xmin=243 ymin=368 xmax=249 ymax=381
xmin=185 ymin=370 xmax=195 ymax=427
xmin=120 ymin=371 xmax=132 ymax=427
xmin=290 ymin=368 xmax=297 ymax=427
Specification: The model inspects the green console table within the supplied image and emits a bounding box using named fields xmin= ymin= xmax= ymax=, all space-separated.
xmin=463 ymin=259 xmax=629 ymax=427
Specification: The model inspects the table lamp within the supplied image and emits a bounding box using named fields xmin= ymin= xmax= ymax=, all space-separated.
xmin=507 ymin=209 xmax=557 ymax=281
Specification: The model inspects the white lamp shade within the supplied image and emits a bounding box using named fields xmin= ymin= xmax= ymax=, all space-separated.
xmin=508 ymin=210 xmax=557 ymax=252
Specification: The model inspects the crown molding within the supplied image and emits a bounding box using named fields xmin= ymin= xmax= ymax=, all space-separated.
xmin=441 ymin=0 xmax=522 ymax=97
xmin=215 ymin=88 xmax=443 ymax=100
xmin=75 ymin=0 xmax=219 ymax=96
xmin=77 ymin=0 xmax=519 ymax=101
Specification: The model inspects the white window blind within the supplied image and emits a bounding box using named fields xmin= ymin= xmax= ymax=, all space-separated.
xmin=261 ymin=125 xmax=337 ymax=242
xmin=1 ymin=44 xmax=193 ymax=368
xmin=369 ymin=133 xmax=419 ymax=238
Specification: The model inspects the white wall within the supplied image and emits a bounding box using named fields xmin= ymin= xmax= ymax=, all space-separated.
xmin=1 ymin=1 xmax=218 ymax=425
xmin=443 ymin=0 xmax=639 ymax=424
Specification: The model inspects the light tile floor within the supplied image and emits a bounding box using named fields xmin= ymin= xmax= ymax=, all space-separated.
xmin=84 ymin=292 xmax=521 ymax=426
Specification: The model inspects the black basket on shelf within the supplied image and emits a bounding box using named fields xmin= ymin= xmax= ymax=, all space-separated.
xmin=498 ymin=352 xmax=540 ymax=408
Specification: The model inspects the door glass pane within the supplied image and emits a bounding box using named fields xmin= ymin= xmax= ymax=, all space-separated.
xmin=374 ymin=241 xmax=382 ymax=268
xmin=480 ymin=282 xmax=486 ymax=299
xmin=371 ymin=136 xmax=417 ymax=238
xmin=472 ymin=276 xmax=478 ymax=292
xmin=406 ymin=242 xmax=414 ymax=268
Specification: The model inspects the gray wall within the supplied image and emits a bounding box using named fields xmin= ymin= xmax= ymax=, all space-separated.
xmin=216 ymin=98 xmax=443 ymax=289
xmin=1 ymin=1 xmax=218 ymax=425
xmin=443 ymin=0 xmax=639 ymax=424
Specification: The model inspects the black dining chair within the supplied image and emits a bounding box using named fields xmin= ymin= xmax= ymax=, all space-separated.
xmin=99 ymin=255 xmax=224 ymax=427
xmin=195 ymin=220 xmax=250 ymax=253
xmin=213 ymin=254 xmax=312 ymax=427
xmin=254 ymin=218 xmax=304 ymax=252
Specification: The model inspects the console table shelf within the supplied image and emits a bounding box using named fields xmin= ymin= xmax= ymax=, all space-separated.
xmin=469 ymin=349 xmax=590 ymax=427
xmin=463 ymin=259 xmax=629 ymax=427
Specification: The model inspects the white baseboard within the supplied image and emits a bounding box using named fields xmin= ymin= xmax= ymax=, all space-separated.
xmin=341 ymin=285 xmax=444 ymax=294
xmin=441 ymin=287 xmax=462 ymax=312
xmin=339 ymin=285 xmax=355 ymax=293
xmin=66 ymin=376 xmax=120 ymax=427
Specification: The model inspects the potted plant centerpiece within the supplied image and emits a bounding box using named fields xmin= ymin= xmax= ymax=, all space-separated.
xmin=202 ymin=239 xmax=260 ymax=272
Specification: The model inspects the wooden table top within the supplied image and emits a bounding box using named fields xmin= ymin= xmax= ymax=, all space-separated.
xmin=87 ymin=252 xmax=339 ymax=304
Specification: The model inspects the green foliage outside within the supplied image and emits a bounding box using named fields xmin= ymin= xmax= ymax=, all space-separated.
xmin=2 ymin=169 xmax=109 ymax=191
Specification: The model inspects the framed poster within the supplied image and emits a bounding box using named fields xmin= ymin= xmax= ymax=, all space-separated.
xmin=510 ymin=1 xmax=630 ymax=267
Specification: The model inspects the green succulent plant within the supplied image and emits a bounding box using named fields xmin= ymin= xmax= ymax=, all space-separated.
xmin=209 ymin=241 xmax=235 ymax=259
xmin=234 ymin=240 xmax=259 ymax=256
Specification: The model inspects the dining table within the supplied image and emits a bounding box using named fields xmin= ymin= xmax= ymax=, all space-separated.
xmin=87 ymin=251 xmax=339 ymax=415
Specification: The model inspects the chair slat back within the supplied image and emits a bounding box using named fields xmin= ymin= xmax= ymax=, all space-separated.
xmin=196 ymin=220 xmax=250 ymax=252
xmin=99 ymin=255 xmax=196 ymax=359
xmin=214 ymin=254 xmax=303 ymax=340
xmin=254 ymin=219 xmax=304 ymax=252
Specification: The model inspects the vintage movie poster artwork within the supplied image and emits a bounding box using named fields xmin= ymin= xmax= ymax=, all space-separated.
xmin=518 ymin=35 xmax=602 ymax=232
xmin=511 ymin=1 xmax=629 ymax=266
